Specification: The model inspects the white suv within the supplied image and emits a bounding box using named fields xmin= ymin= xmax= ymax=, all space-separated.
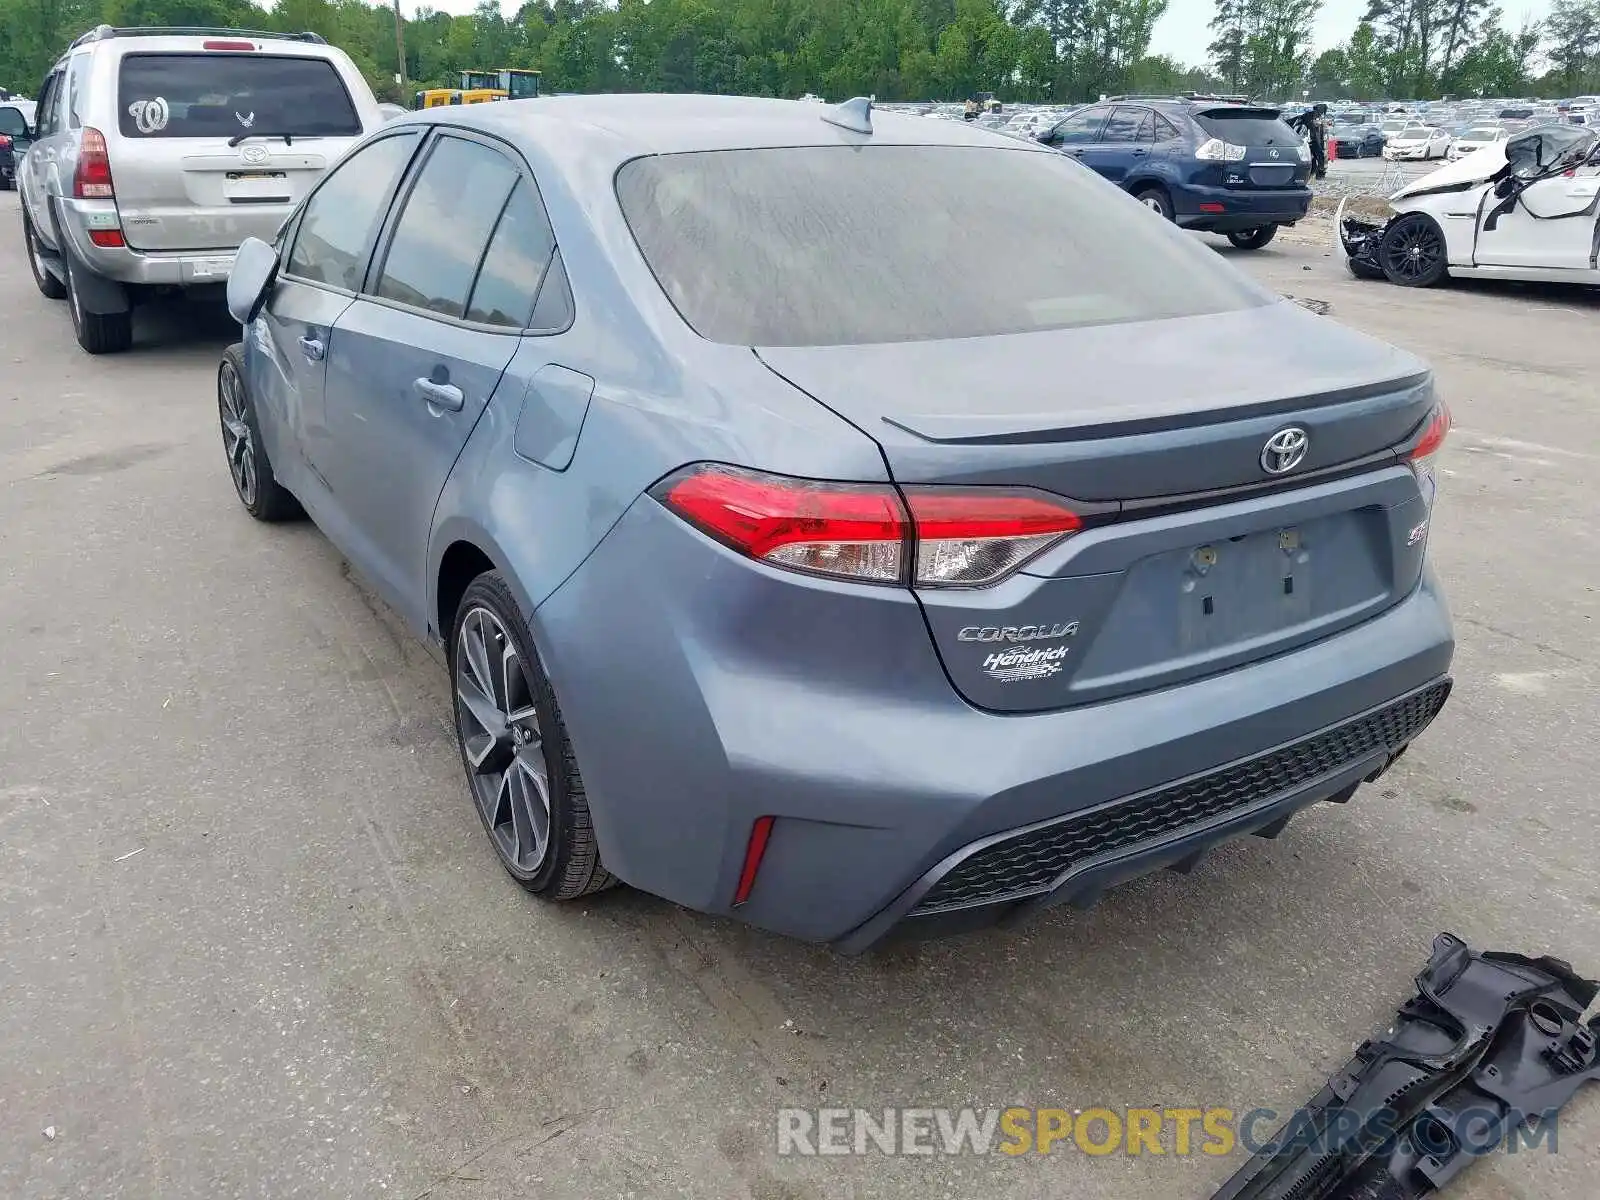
xmin=17 ymin=25 xmax=381 ymax=353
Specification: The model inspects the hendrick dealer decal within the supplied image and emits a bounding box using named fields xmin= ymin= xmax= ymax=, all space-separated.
xmin=981 ymin=643 xmax=1071 ymax=683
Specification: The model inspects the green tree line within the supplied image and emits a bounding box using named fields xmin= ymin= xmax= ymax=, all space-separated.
xmin=0 ymin=0 xmax=1190 ymax=105
xmin=1215 ymin=0 xmax=1600 ymax=101
xmin=3 ymin=0 xmax=1597 ymax=110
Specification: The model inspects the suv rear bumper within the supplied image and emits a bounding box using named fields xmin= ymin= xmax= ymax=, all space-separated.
xmin=534 ymin=496 xmax=1456 ymax=951
xmin=55 ymin=196 xmax=245 ymax=286
xmin=1175 ymin=184 xmax=1313 ymax=232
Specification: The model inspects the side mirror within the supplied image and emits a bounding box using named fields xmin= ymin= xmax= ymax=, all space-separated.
xmin=227 ymin=236 xmax=281 ymax=325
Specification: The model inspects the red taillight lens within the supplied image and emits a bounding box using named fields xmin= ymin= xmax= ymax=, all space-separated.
xmin=652 ymin=465 xmax=1081 ymax=588
xmin=904 ymin=489 xmax=1081 ymax=587
xmin=1406 ymin=402 xmax=1451 ymax=511
xmin=1407 ymin=402 xmax=1451 ymax=463
xmin=74 ymin=128 xmax=114 ymax=199
xmin=656 ymin=465 xmax=908 ymax=584
xmin=0 ymin=134 xmax=11 ymax=150
xmin=203 ymin=40 xmax=257 ymax=51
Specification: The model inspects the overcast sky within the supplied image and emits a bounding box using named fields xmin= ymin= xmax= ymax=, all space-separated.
xmin=1146 ymin=0 xmax=1550 ymax=64
xmin=410 ymin=0 xmax=1553 ymax=71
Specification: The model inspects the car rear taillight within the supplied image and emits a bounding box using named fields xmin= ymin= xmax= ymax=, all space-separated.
xmin=1406 ymin=402 xmax=1451 ymax=510
xmin=0 ymin=134 xmax=11 ymax=150
xmin=903 ymin=489 xmax=1081 ymax=586
xmin=652 ymin=465 xmax=1081 ymax=588
xmin=1195 ymin=137 xmax=1246 ymax=162
xmin=73 ymin=128 xmax=114 ymax=199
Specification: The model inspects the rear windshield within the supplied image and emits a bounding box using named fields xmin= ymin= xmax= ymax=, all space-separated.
xmin=615 ymin=145 xmax=1263 ymax=347
xmin=117 ymin=53 xmax=360 ymax=140
xmin=1193 ymin=109 xmax=1299 ymax=146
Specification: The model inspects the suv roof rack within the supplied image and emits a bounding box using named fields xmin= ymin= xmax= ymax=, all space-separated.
xmin=1100 ymin=93 xmax=1257 ymax=105
xmin=69 ymin=25 xmax=327 ymax=50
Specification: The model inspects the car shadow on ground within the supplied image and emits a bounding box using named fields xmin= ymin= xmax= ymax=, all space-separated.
xmin=123 ymin=294 xmax=239 ymax=353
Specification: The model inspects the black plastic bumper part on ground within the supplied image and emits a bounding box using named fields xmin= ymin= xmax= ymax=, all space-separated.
xmin=1211 ymin=932 xmax=1600 ymax=1200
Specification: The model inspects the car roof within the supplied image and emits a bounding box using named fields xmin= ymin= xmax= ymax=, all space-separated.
xmin=397 ymin=93 xmax=1044 ymax=164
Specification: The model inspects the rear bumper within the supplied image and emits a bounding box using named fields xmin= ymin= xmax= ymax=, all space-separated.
xmin=534 ymin=496 xmax=1455 ymax=950
xmin=838 ymin=677 xmax=1449 ymax=951
xmin=54 ymin=196 xmax=247 ymax=286
xmin=1173 ymin=184 xmax=1312 ymax=232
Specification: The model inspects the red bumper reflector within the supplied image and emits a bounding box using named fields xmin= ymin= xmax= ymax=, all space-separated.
xmin=732 ymin=816 xmax=775 ymax=906
xmin=1199 ymin=202 xmax=1226 ymax=213
xmin=88 ymin=229 xmax=125 ymax=248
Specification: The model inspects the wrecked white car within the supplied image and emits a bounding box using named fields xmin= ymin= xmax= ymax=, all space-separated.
xmin=1338 ymin=125 xmax=1600 ymax=288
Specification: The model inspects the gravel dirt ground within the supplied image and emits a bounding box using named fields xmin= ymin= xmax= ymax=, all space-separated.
xmin=3 ymin=186 xmax=1598 ymax=1200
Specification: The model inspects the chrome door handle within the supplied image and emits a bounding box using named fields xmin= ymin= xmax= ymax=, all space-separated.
xmin=297 ymin=335 xmax=324 ymax=362
xmin=414 ymin=377 xmax=464 ymax=412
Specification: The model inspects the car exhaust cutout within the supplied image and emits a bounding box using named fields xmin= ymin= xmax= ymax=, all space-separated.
xmin=651 ymin=464 xmax=1082 ymax=589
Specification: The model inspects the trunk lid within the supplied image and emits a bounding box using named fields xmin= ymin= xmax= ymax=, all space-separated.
xmin=757 ymin=302 xmax=1438 ymax=713
xmin=113 ymin=139 xmax=339 ymax=251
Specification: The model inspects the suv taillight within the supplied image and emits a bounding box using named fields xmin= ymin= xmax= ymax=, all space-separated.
xmin=74 ymin=128 xmax=114 ymax=199
xmin=0 ymin=134 xmax=11 ymax=150
xmin=652 ymin=465 xmax=1081 ymax=589
xmin=1195 ymin=137 xmax=1247 ymax=162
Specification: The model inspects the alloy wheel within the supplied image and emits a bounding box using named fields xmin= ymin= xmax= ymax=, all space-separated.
xmin=1382 ymin=220 xmax=1443 ymax=284
xmin=218 ymin=359 xmax=258 ymax=507
xmin=455 ymin=606 xmax=551 ymax=874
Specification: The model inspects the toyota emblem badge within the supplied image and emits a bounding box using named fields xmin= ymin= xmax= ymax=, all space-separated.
xmin=1260 ymin=427 xmax=1310 ymax=475
xmin=240 ymin=144 xmax=269 ymax=165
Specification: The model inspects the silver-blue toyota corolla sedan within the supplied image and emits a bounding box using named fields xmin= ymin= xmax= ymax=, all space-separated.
xmin=217 ymin=94 xmax=1453 ymax=951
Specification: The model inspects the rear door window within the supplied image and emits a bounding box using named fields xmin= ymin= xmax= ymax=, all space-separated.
xmin=1193 ymin=109 xmax=1300 ymax=147
xmin=117 ymin=53 xmax=361 ymax=139
xmin=465 ymin=181 xmax=557 ymax=328
xmin=1101 ymin=107 xmax=1152 ymax=143
xmin=374 ymin=136 xmax=520 ymax=319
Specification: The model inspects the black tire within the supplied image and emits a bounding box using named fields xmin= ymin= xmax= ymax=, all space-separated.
xmin=218 ymin=344 xmax=304 ymax=521
xmin=23 ymin=212 xmax=68 ymax=300
xmin=450 ymin=570 xmax=616 ymax=901
xmin=65 ymin=256 xmax=133 ymax=354
xmin=1346 ymin=256 xmax=1386 ymax=281
xmin=1133 ymin=185 xmax=1174 ymax=221
xmin=1227 ymin=225 xmax=1278 ymax=250
xmin=1378 ymin=213 xmax=1449 ymax=288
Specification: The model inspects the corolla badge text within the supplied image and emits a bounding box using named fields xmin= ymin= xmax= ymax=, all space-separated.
xmin=958 ymin=622 xmax=1079 ymax=643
